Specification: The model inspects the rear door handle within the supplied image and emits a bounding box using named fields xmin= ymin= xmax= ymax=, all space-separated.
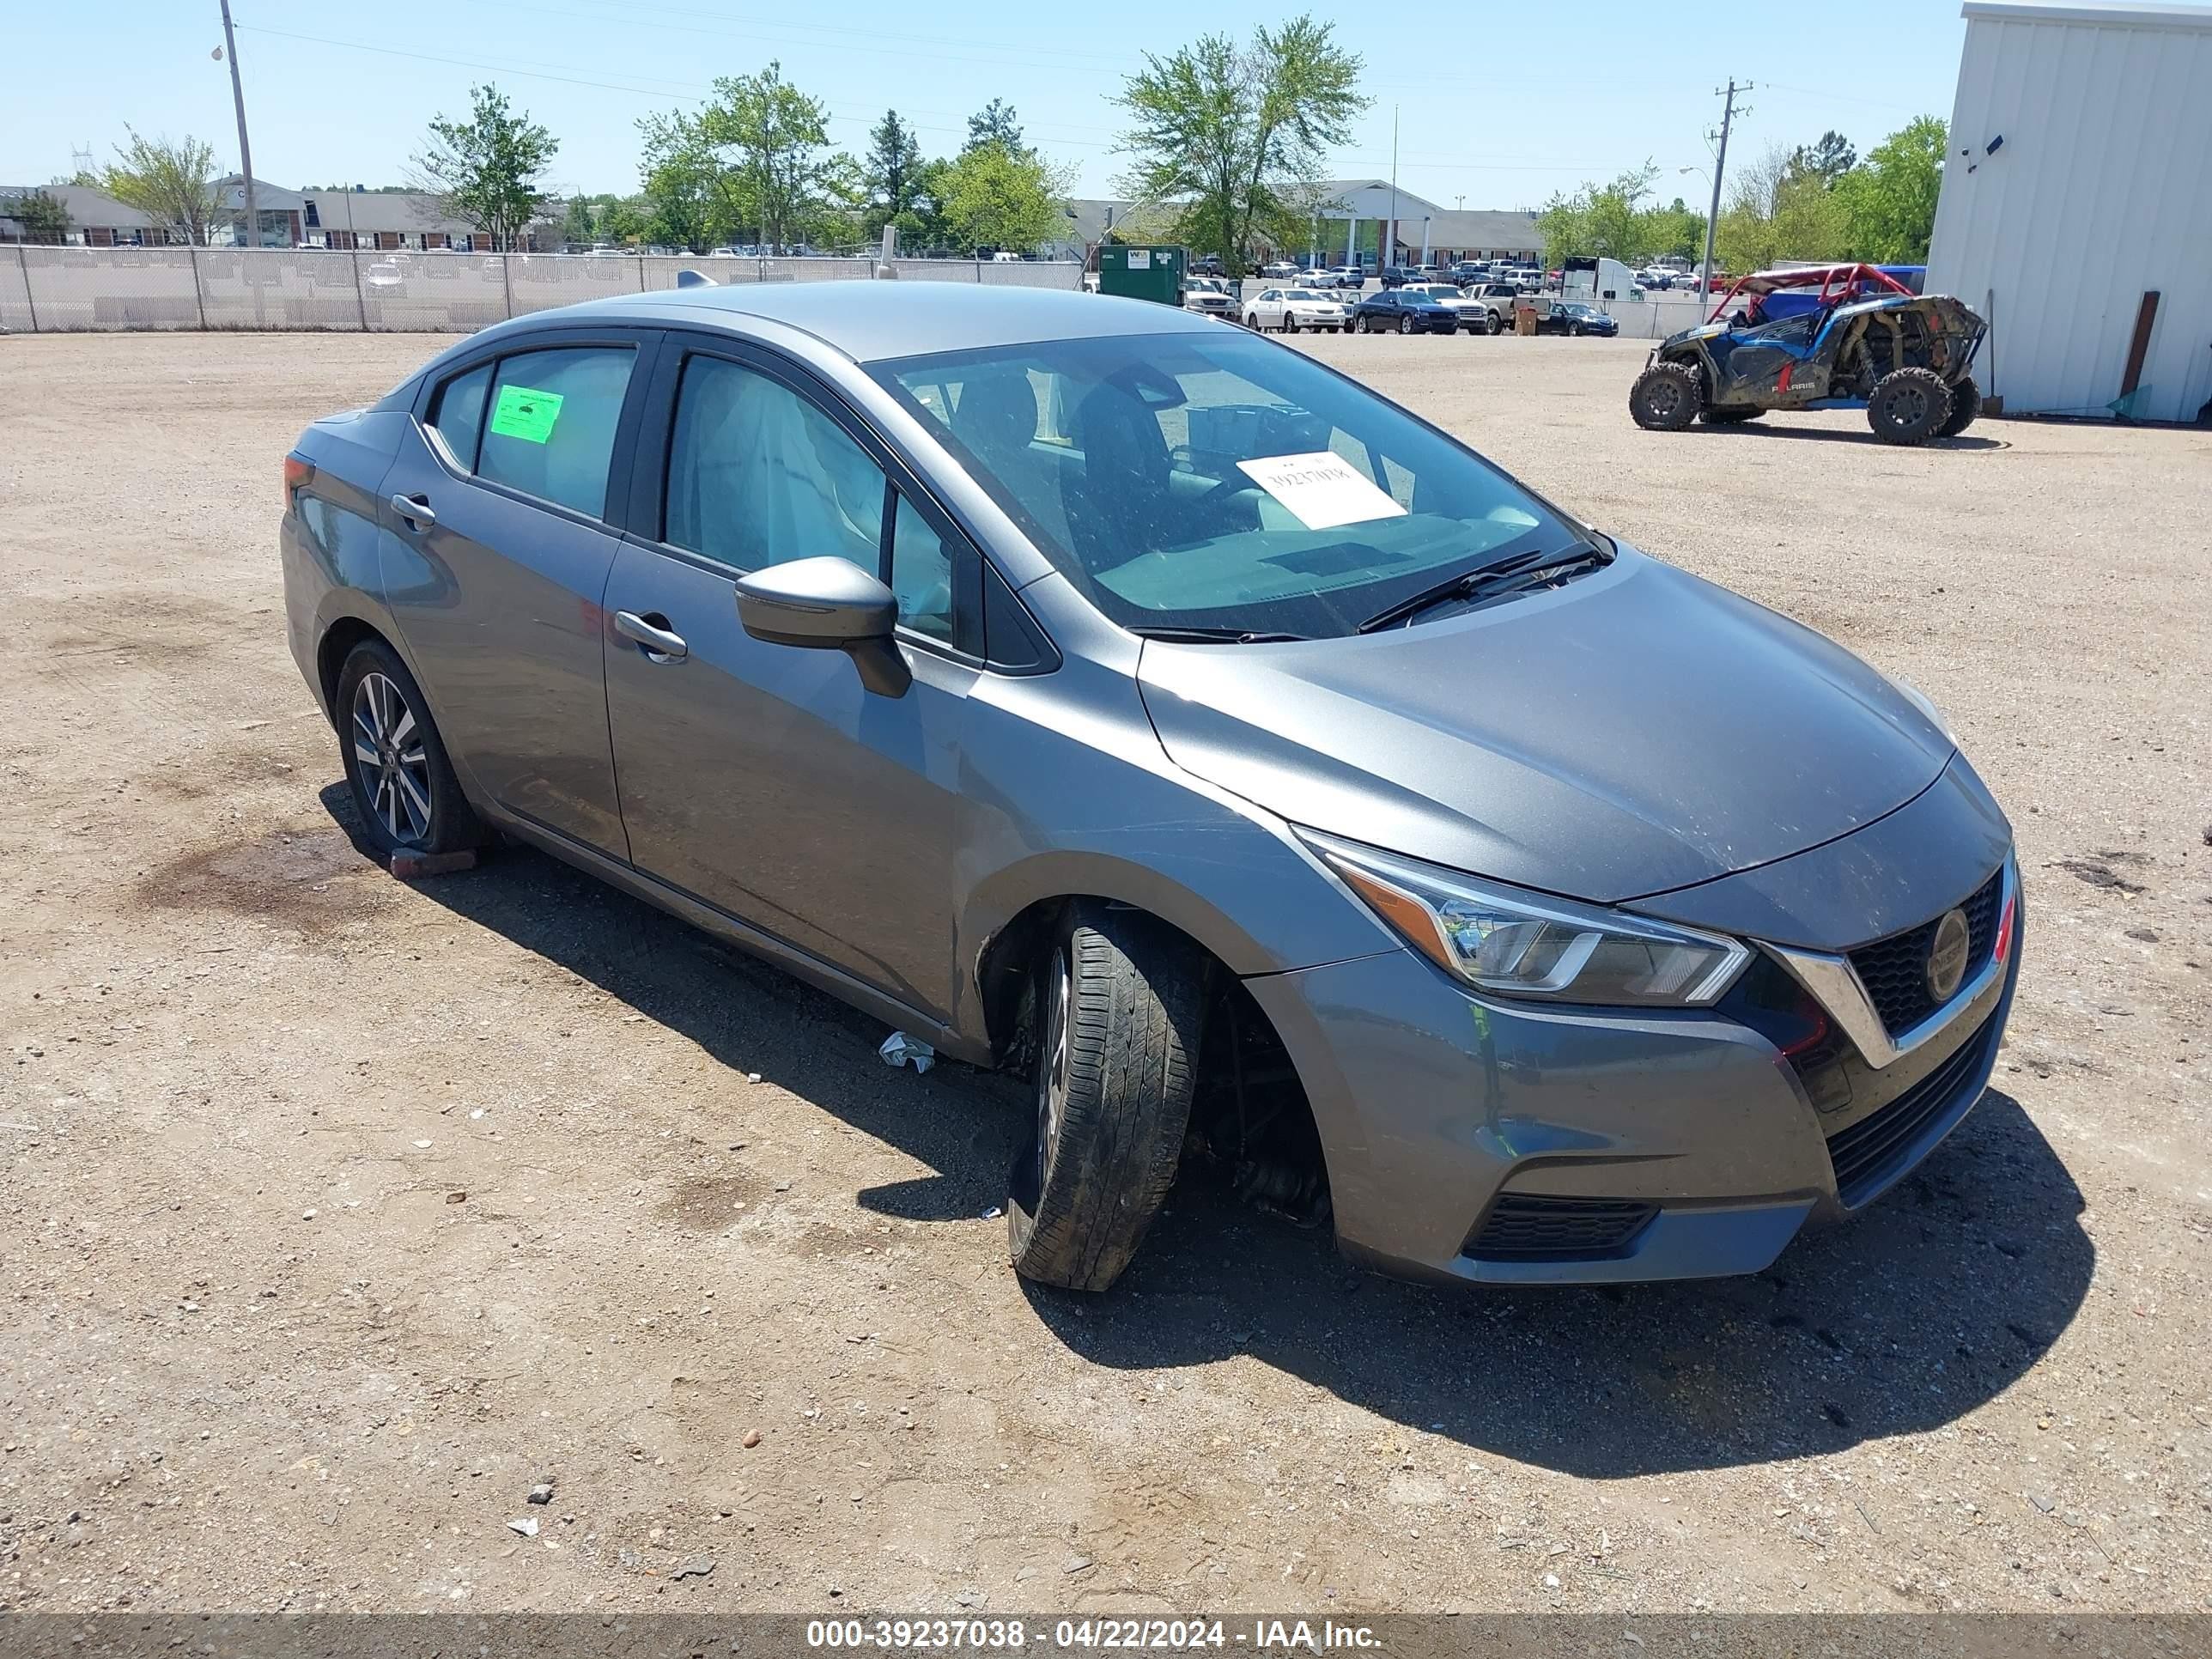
xmin=613 ymin=610 xmax=688 ymax=661
xmin=389 ymin=492 xmax=435 ymax=527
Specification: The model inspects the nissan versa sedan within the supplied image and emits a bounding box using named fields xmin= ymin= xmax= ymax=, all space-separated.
xmin=282 ymin=283 xmax=2021 ymax=1292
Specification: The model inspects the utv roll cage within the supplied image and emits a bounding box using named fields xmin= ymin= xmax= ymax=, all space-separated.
xmin=1706 ymin=263 xmax=1915 ymax=326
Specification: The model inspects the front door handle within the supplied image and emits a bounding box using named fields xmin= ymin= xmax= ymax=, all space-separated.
xmin=389 ymin=492 xmax=435 ymax=527
xmin=613 ymin=610 xmax=688 ymax=662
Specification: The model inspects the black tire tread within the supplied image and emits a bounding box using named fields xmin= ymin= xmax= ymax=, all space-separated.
xmin=1629 ymin=360 xmax=1703 ymax=431
xmin=1008 ymin=906 xmax=1205 ymax=1291
xmin=1867 ymin=366 xmax=1954 ymax=446
xmin=1936 ymin=374 xmax=1980 ymax=438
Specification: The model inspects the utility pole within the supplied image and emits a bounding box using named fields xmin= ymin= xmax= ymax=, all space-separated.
xmin=218 ymin=0 xmax=257 ymax=248
xmin=1386 ymin=106 xmax=1400 ymax=272
xmin=1699 ymin=79 xmax=1750 ymax=311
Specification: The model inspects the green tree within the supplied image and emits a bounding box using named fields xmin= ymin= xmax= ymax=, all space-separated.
xmin=1712 ymin=143 xmax=1850 ymax=273
xmin=409 ymin=85 xmax=557 ymax=250
xmin=938 ymin=142 xmax=1071 ymax=253
xmin=95 ymin=129 xmax=219 ymax=245
xmin=561 ymin=195 xmax=599 ymax=246
xmin=1535 ymin=165 xmax=1702 ymax=266
xmin=964 ymin=100 xmax=1024 ymax=156
xmin=599 ymin=197 xmax=650 ymax=246
xmin=1838 ymin=115 xmax=1946 ymax=263
xmin=4 ymin=186 xmax=71 ymax=244
xmin=1115 ymin=15 xmax=1367 ymax=276
xmin=863 ymin=110 xmax=924 ymax=238
xmin=1790 ymin=130 xmax=1858 ymax=189
xmin=639 ymin=62 xmax=834 ymax=251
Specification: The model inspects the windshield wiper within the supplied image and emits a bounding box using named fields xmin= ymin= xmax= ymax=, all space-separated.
xmin=1130 ymin=626 xmax=1310 ymax=644
xmin=1354 ymin=544 xmax=1610 ymax=634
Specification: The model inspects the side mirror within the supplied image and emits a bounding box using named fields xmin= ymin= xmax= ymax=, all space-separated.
xmin=734 ymin=556 xmax=911 ymax=697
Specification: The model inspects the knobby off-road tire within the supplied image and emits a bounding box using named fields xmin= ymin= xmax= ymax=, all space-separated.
xmin=1936 ymin=374 xmax=1981 ymax=438
xmin=1868 ymin=367 xmax=1954 ymax=446
xmin=1007 ymin=904 xmax=1207 ymax=1292
xmin=1700 ymin=406 xmax=1763 ymax=425
xmin=336 ymin=637 xmax=487 ymax=859
xmin=1629 ymin=360 xmax=1702 ymax=431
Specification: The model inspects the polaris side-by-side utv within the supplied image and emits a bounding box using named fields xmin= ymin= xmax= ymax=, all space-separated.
xmin=1629 ymin=264 xmax=1989 ymax=445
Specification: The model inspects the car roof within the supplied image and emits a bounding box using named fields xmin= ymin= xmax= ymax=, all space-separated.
xmin=477 ymin=281 xmax=1223 ymax=366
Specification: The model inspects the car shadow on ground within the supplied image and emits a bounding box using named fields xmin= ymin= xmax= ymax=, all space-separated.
xmin=1698 ymin=423 xmax=2011 ymax=452
xmin=328 ymin=792 xmax=2093 ymax=1481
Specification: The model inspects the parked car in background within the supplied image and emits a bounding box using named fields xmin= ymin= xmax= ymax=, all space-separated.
xmin=1377 ymin=265 xmax=1421 ymax=289
xmin=1243 ymin=285 xmax=1351 ymax=332
xmin=1324 ymin=266 xmax=1368 ymax=290
xmin=1260 ymin=261 xmax=1301 ymax=280
xmin=1181 ymin=276 xmax=1237 ymax=319
xmin=1191 ymin=254 xmax=1226 ymax=277
xmin=281 ymin=281 xmax=2021 ymax=1294
xmin=1468 ymin=283 xmax=1523 ymax=334
xmin=1539 ymin=301 xmax=1620 ymax=337
xmin=1397 ymin=283 xmax=1486 ymax=332
xmin=1448 ymin=260 xmax=1486 ymax=286
xmin=1351 ymin=289 xmax=1461 ymax=334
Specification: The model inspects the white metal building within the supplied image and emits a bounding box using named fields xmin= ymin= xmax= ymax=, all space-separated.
xmin=1925 ymin=0 xmax=2212 ymax=422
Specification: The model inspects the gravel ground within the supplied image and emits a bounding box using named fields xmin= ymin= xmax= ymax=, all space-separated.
xmin=1 ymin=329 xmax=2207 ymax=1619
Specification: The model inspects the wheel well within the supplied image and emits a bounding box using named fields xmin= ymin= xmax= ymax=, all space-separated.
xmin=976 ymin=896 xmax=1332 ymax=1224
xmin=315 ymin=617 xmax=388 ymax=717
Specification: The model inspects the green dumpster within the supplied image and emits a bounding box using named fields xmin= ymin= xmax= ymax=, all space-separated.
xmin=1097 ymin=245 xmax=1186 ymax=306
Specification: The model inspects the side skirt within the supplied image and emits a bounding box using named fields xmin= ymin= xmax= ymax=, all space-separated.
xmin=483 ymin=805 xmax=988 ymax=1067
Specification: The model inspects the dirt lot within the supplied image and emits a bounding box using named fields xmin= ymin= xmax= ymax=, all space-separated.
xmin=2 ymin=329 xmax=2208 ymax=1619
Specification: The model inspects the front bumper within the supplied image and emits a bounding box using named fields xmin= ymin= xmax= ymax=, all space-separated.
xmin=1245 ymin=867 xmax=2021 ymax=1286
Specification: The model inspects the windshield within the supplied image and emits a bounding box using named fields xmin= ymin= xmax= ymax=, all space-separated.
xmin=872 ymin=331 xmax=1578 ymax=639
xmin=1287 ymin=289 xmax=1332 ymax=302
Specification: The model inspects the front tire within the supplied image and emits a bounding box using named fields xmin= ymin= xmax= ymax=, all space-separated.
xmin=1007 ymin=905 xmax=1206 ymax=1292
xmin=1868 ymin=367 xmax=1954 ymax=446
xmin=1486 ymin=310 xmax=1504 ymax=336
xmin=1936 ymin=374 xmax=1981 ymax=437
xmin=1398 ymin=315 xmax=1414 ymax=335
xmin=1629 ymin=360 xmax=1702 ymax=431
xmin=335 ymin=637 xmax=485 ymax=858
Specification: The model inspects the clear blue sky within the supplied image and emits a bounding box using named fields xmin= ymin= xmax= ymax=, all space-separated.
xmin=4 ymin=0 xmax=1966 ymax=209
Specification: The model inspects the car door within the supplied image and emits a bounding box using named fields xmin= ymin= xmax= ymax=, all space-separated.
xmin=599 ymin=334 xmax=984 ymax=1023
xmin=379 ymin=331 xmax=655 ymax=856
xmin=1255 ymin=289 xmax=1283 ymax=327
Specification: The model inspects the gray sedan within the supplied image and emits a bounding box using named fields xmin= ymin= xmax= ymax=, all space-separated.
xmin=281 ymin=283 xmax=2021 ymax=1291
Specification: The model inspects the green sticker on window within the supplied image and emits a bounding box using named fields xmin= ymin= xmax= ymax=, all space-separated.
xmin=489 ymin=384 xmax=563 ymax=444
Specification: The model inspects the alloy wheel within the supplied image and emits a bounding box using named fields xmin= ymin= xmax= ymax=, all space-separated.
xmin=350 ymin=671 xmax=433 ymax=844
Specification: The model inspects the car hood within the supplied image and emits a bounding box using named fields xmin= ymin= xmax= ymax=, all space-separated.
xmin=1135 ymin=547 xmax=1955 ymax=905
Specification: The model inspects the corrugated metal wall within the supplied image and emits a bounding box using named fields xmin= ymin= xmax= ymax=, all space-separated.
xmin=1926 ymin=2 xmax=2212 ymax=422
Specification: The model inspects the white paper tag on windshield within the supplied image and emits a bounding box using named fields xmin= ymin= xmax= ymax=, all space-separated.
xmin=1236 ymin=452 xmax=1410 ymax=532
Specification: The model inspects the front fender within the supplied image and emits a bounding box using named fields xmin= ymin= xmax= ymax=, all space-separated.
xmin=945 ymin=652 xmax=1396 ymax=1054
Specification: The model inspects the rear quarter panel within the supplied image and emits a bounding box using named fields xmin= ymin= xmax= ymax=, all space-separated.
xmin=282 ymin=409 xmax=416 ymax=717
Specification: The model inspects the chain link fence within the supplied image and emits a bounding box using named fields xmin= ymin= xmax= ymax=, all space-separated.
xmin=0 ymin=246 xmax=1085 ymax=334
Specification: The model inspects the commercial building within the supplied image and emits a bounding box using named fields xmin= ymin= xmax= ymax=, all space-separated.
xmin=1925 ymin=0 xmax=2212 ymax=421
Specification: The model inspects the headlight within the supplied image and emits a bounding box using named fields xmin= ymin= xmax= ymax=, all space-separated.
xmin=1298 ymin=829 xmax=1751 ymax=1007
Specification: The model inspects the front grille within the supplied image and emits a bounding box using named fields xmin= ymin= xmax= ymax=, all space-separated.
xmin=1826 ymin=1010 xmax=1998 ymax=1206
xmin=1465 ymin=1194 xmax=1657 ymax=1262
xmin=1846 ymin=867 xmax=2004 ymax=1036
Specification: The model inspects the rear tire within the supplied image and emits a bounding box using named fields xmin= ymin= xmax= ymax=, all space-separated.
xmin=1006 ymin=904 xmax=1206 ymax=1292
xmin=1628 ymin=360 xmax=1702 ymax=431
xmin=1867 ymin=367 xmax=1954 ymax=446
xmin=1936 ymin=374 xmax=1981 ymax=437
xmin=335 ymin=637 xmax=486 ymax=859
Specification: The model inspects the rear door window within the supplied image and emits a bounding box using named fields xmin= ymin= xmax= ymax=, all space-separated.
xmin=427 ymin=362 xmax=493 ymax=470
xmin=477 ymin=346 xmax=636 ymax=520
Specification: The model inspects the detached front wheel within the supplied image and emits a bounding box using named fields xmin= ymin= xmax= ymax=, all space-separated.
xmin=1007 ymin=904 xmax=1206 ymax=1292
xmin=1629 ymin=360 xmax=1702 ymax=431
xmin=1936 ymin=374 xmax=1981 ymax=438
